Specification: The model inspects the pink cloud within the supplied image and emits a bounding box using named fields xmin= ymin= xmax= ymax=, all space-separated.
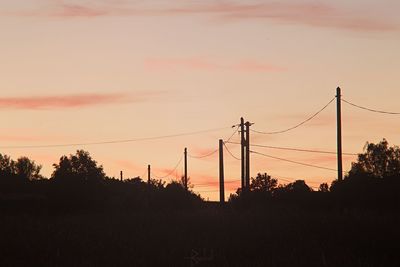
xmin=9 ymin=1 xmax=395 ymax=32
xmin=3 ymin=1 xmax=396 ymax=32
xmin=0 ymin=92 xmax=155 ymax=110
xmin=54 ymin=4 xmax=108 ymax=17
xmin=164 ymin=2 xmax=397 ymax=32
xmin=144 ymin=58 xmax=285 ymax=73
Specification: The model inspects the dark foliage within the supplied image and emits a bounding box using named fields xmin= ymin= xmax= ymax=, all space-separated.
xmin=1 ymin=141 xmax=400 ymax=265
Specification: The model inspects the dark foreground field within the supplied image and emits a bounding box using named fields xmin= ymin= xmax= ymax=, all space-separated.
xmin=0 ymin=206 xmax=398 ymax=267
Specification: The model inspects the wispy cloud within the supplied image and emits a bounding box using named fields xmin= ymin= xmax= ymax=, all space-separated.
xmin=144 ymin=58 xmax=286 ymax=73
xmin=54 ymin=3 xmax=109 ymax=17
xmin=6 ymin=1 xmax=397 ymax=32
xmin=0 ymin=92 xmax=154 ymax=110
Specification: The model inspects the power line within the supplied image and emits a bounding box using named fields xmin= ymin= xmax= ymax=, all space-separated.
xmin=188 ymin=149 xmax=218 ymax=159
xmin=250 ymin=150 xmax=337 ymax=172
xmin=153 ymin=155 xmax=184 ymax=179
xmin=251 ymin=97 xmax=335 ymax=135
xmin=223 ymin=142 xmax=241 ymax=160
xmin=188 ymin=126 xmax=238 ymax=159
xmin=226 ymin=141 xmax=358 ymax=156
xmin=225 ymin=126 xmax=239 ymax=143
xmin=194 ymin=179 xmax=241 ymax=187
xmin=0 ymin=126 xmax=232 ymax=149
xmin=342 ymin=98 xmax=400 ymax=115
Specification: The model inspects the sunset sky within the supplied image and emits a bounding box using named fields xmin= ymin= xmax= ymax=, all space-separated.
xmin=1 ymin=0 xmax=400 ymax=200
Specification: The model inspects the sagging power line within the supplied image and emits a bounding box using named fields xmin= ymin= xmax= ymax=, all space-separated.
xmin=223 ymin=142 xmax=241 ymax=160
xmin=142 ymin=87 xmax=398 ymax=201
xmin=251 ymin=97 xmax=335 ymax=135
xmin=226 ymin=142 xmax=358 ymax=156
xmin=5 ymin=86 xmax=399 ymax=201
xmin=342 ymin=98 xmax=400 ymax=115
xmin=250 ymin=150 xmax=338 ymax=172
xmin=152 ymin=155 xmax=184 ymax=179
xmin=188 ymin=126 xmax=239 ymax=159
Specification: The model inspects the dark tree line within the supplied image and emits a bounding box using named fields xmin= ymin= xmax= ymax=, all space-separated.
xmin=0 ymin=150 xmax=202 ymax=213
xmin=1 ymin=139 xmax=400 ymax=213
xmin=230 ymin=139 xmax=400 ymax=210
xmin=0 ymin=154 xmax=42 ymax=182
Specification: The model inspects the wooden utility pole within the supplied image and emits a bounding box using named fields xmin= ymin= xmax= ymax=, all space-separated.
xmin=219 ymin=139 xmax=225 ymax=204
xmin=184 ymin=147 xmax=188 ymax=191
xmin=120 ymin=171 xmax=123 ymax=181
xmin=148 ymin=164 xmax=151 ymax=184
xmin=240 ymin=117 xmax=245 ymax=190
xmin=336 ymin=87 xmax=343 ymax=181
xmin=245 ymin=121 xmax=250 ymax=189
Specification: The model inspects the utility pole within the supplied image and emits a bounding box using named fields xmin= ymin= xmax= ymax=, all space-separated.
xmin=240 ymin=117 xmax=245 ymax=190
xmin=148 ymin=164 xmax=151 ymax=184
xmin=336 ymin=87 xmax=343 ymax=181
xmin=245 ymin=121 xmax=251 ymax=190
xmin=184 ymin=147 xmax=188 ymax=191
xmin=238 ymin=117 xmax=253 ymax=192
xmin=219 ymin=139 xmax=225 ymax=204
xmin=120 ymin=171 xmax=123 ymax=181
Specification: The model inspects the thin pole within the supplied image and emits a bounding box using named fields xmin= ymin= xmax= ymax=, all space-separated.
xmin=245 ymin=121 xmax=250 ymax=190
xmin=219 ymin=139 xmax=225 ymax=204
xmin=336 ymin=87 xmax=343 ymax=181
xmin=148 ymin=164 xmax=151 ymax=184
xmin=184 ymin=147 xmax=188 ymax=190
xmin=120 ymin=171 xmax=123 ymax=181
xmin=240 ymin=117 xmax=245 ymax=190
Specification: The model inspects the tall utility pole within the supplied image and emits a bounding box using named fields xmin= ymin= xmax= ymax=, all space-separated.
xmin=219 ymin=139 xmax=225 ymax=204
xmin=148 ymin=164 xmax=151 ymax=184
xmin=120 ymin=171 xmax=123 ymax=181
xmin=238 ymin=117 xmax=253 ymax=192
xmin=245 ymin=121 xmax=250 ymax=189
xmin=240 ymin=117 xmax=245 ymax=190
xmin=336 ymin=87 xmax=343 ymax=181
xmin=184 ymin=147 xmax=188 ymax=191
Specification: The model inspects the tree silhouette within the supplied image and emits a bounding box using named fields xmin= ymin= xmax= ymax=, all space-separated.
xmin=0 ymin=154 xmax=42 ymax=183
xmin=274 ymin=180 xmax=312 ymax=199
xmin=49 ymin=150 xmax=107 ymax=211
xmin=329 ymin=139 xmax=400 ymax=210
xmin=148 ymin=178 xmax=166 ymax=190
xmin=15 ymin=157 xmax=42 ymax=181
xmin=250 ymin=172 xmax=277 ymax=193
xmin=0 ymin=154 xmax=15 ymax=178
xmin=349 ymin=139 xmax=400 ymax=178
xmin=318 ymin=183 xmax=329 ymax=192
xmin=285 ymin=180 xmax=312 ymax=193
xmin=52 ymin=150 xmax=105 ymax=183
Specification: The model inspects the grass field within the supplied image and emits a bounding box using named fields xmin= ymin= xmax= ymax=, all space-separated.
xmin=0 ymin=205 xmax=398 ymax=267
